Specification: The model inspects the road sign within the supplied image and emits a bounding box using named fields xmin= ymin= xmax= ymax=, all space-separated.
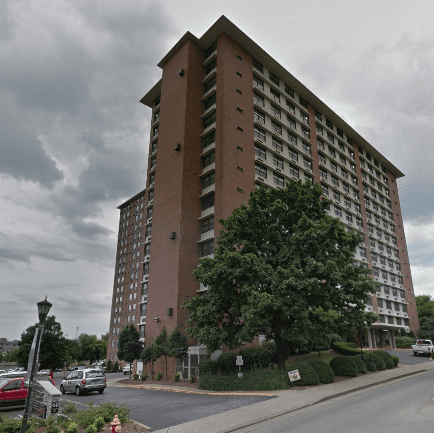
xmin=288 ymin=369 xmax=301 ymax=382
xmin=236 ymin=356 xmax=243 ymax=366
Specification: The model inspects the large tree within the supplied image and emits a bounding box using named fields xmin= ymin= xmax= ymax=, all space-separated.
xmin=16 ymin=315 xmax=69 ymax=371
xmin=77 ymin=334 xmax=107 ymax=365
xmin=183 ymin=181 xmax=378 ymax=368
xmin=117 ymin=324 xmax=142 ymax=379
xmin=415 ymin=295 xmax=434 ymax=340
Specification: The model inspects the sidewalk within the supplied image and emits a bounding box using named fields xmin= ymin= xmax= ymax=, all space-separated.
xmin=141 ymin=361 xmax=434 ymax=433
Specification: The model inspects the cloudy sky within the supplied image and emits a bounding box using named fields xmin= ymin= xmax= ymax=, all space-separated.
xmin=1 ymin=0 xmax=433 ymax=342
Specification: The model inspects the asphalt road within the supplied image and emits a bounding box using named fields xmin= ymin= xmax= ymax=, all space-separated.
xmin=235 ymin=370 xmax=434 ymax=433
xmin=386 ymin=349 xmax=433 ymax=365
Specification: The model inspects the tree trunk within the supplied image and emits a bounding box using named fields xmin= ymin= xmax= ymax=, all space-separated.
xmin=275 ymin=337 xmax=286 ymax=370
xmin=165 ymin=356 xmax=167 ymax=381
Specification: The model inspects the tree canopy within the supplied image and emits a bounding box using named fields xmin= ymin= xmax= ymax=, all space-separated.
xmin=77 ymin=334 xmax=107 ymax=365
xmin=117 ymin=324 xmax=142 ymax=379
xmin=182 ymin=181 xmax=378 ymax=368
xmin=416 ymin=295 xmax=434 ymax=340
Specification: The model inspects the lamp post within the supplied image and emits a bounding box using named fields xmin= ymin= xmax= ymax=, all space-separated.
xmin=20 ymin=296 xmax=52 ymax=433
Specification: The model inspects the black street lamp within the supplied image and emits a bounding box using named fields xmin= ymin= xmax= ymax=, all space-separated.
xmin=20 ymin=296 xmax=52 ymax=433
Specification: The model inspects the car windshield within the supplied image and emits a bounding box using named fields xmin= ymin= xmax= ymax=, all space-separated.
xmin=0 ymin=379 xmax=10 ymax=388
xmin=86 ymin=371 xmax=104 ymax=378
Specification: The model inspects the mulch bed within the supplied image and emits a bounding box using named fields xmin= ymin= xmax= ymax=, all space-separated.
xmin=31 ymin=421 xmax=150 ymax=433
xmin=118 ymin=377 xmax=198 ymax=389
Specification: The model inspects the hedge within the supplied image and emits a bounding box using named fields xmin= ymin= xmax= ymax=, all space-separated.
xmin=286 ymin=362 xmax=320 ymax=386
xmin=351 ymin=356 xmax=367 ymax=374
xmin=306 ymin=359 xmax=335 ymax=384
xmin=216 ymin=353 xmax=238 ymax=374
xmin=333 ymin=341 xmax=366 ymax=356
xmin=374 ymin=350 xmax=395 ymax=369
xmin=239 ymin=346 xmax=272 ymax=370
xmin=363 ymin=352 xmax=386 ymax=371
xmin=391 ymin=355 xmax=399 ymax=367
xmin=329 ymin=356 xmax=358 ymax=377
xmin=198 ymin=359 xmax=217 ymax=375
xmin=396 ymin=343 xmax=412 ymax=348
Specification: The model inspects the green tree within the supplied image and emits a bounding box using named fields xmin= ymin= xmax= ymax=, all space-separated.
xmin=415 ymin=296 xmax=434 ymax=340
xmin=16 ymin=316 xmax=69 ymax=370
xmin=154 ymin=328 xmax=169 ymax=380
xmin=142 ymin=343 xmax=161 ymax=380
xmin=168 ymin=326 xmax=188 ymax=363
xmin=117 ymin=324 xmax=142 ymax=379
xmin=182 ymin=181 xmax=378 ymax=369
xmin=77 ymin=334 xmax=107 ymax=364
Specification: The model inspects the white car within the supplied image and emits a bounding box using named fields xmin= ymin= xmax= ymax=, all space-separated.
xmin=123 ymin=365 xmax=131 ymax=375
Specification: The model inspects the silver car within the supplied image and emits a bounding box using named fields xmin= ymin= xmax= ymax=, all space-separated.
xmin=60 ymin=369 xmax=106 ymax=396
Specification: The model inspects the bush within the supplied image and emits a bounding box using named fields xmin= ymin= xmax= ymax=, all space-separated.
xmin=189 ymin=375 xmax=196 ymax=383
xmin=66 ymin=423 xmax=79 ymax=433
xmin=363 ymin=352 xmax=386 ymax=371
xmin=71 ymin=402 xmax=130 ymax=426
xmin=112 ymin=361 xmax=120 ymax=373
xmin=366 ymin=360 xmax=377 ymax=371
xmin=239 ymin=346 xmax=272 ymax=371
xmin=286 ymin=362 xmax=320 ymax=386
xmin=105 ymin=360 xmax=112 ymax=372
xmin=391 ymin=355 xmax=399 ymax=367
xmin=94 ymin=417 xmax=105 ymax=431
xmin=216 ymin=353 xmax=238 ymax=374
xmin=374 ymin=351 xmax=394 ymax=369
xmin=395 ymin=336 xmax=414 ymax=347
xmin=332 ymin=341 xmax=365 ymax=356
xmin=351 ymin=356 xmax=367 ymax=374
xmin=198 ymin=359 xmax=217 ymax=375
xmin=329 ymin=356 xmax=358 ymax=377
xmin=396 ymin=343 xmax=412 ymax=348
xmin=306 ymin=359 xmax=335 ymax=384
xmin=63 ymin=402 xmax=78 ymax=414
xmin=140 ymin=374 xmax=147 ymax=381
xmin=85 ymin=425 xmax=97 ymax=433
xmin=174 ymin=373 xmax=181 ymax=382
xmin=198 ymin=369 xmax=289 ymax=391
xmin=133 ymin=374 xmax=139 ymax=380
xmin=329 ymin=333 xmax=343 ymax=347
xmin=156 ymin=372 xmax=163 ymax=381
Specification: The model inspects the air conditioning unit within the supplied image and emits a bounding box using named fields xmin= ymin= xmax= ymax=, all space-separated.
xmin=143 ymin=276 xmax=149 ymax=283
xmin=257 ymin=157 xmax=264 ymax=162
xmin=346 ymin=207 xmax=351 ymax=211
xmin=145 ymin=236 xmax=151 ymax=243
xmin=257 ymin=177 xmax=264 ymax=182
xmin=373 ymin=262 xmax=377 ymax=266
xmin=149 ymin=182 xmax=155 ymax=188
xmin=275 ymin=167 xmax=282 ymax=172
xmin=257 ymin=138 xmax=264 ymax=144
xmin=144 ymin=255 xmax=150 ymax=263
xmin=148 ymin=199 xmax=154 ymax=206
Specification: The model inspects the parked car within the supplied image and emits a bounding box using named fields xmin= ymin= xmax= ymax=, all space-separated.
xmin=0 ymin=377 xmax=28 ymax=410
xmin=0 ymin=371 xmax=55 ymax=386
xmin=60 ymin=369 xmax=106 ymax=396
xmin=123 ymin=364 xmax=131 ymax=375
xmin=411 ymin=339 xmax=434 ymax=356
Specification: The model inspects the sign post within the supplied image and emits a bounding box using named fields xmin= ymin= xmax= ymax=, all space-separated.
xmin=236 ymin=356 xmax=243 ymax=378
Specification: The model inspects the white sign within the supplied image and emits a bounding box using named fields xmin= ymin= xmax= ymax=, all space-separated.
xmin=288 ymin=369 xmax=301 ymax=382
xmin=238 ymin=372 xmax=243 ymax=379
xmin=236 ymin=356 xmax=243 ymax=366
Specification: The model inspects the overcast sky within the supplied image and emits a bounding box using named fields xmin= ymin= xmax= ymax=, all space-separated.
xmin=1 ymin=0 xmax=433 ymax=342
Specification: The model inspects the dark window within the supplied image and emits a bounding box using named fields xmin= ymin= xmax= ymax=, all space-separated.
xmin=255 ymin=163 xmax=267 ymax=178
xmin=147 ymin=207 xmax=153 ymax=219
xmin=285 ymin=84 xmax=294 ymax=98
xmin=203 ymin=111 xmax=216 ymax=128
xmin=201 ymin=193 xmax=214 ymax=211
xmin=201 ymin=239 xmax=214 ymax=256
xmin=255 ymin=145 xmax=266 ymax=159
xmin=202 ymin=172 xmax=215 ymax=188
xmin=203 ymin=131 xmax=215 ymax=148
xmin=204 ymin=93 xmax=216 ymax=110
xmin=299 ymin=96 xmax=308 ymax=109
xmin=205 ymin=58 xmax=217 ymax=75
xmin=269 ymin=71 xmax=279 ymax=85
xmin=202 ymin=216 xmax=214 ymax=233
xmin=204 ymin=75 xmax=217 ymax=93
xmin=154 ymin=96 xmax=160 ymax=107
xmin=205 ymin=41 xmax=217 ymax=58
xmin=252 ymin=58 xmax=263 ymax=73
xmin=202 ymin=151 xmax=215 ymax=168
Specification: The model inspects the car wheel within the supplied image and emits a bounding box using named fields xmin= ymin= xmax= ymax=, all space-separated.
xmin=98 ymin=389 xmax=104 ymax=394
xmin=60 ymin=385 xmax=65 ymax=395
xmin=413 ymin=352 xmax=417 ymax=356
xmin=75 ymin=386 xmax=81 ymax=396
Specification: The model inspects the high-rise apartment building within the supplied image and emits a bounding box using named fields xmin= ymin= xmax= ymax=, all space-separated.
xmin=106 ymin=16 xmax=419 ymax=378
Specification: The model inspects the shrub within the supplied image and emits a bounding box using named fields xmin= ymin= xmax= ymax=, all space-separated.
xmin=216 ymin=353 xmax=238 ymax=374
xmin=66 ymin=423 xmax=79 ymax=433
xmin=374 ymin=350 xmax=394 ymax=369
xmin=106 ymin=360 xmax=112 ymax=372
xmin=198 ymin=369 xmax=289 ymax=391
xmin=133 ymin=374 xmax=139 ymax=380
xmin=174 ymin=373 xmax=181 ymax=382
xmin=156 ymin=372 xmax=163 ymax=381
xmin=332 ymin=341 xmax=365 ymax=356
xmin=351 ymin=356 xmax=367 ymax=374
xmin=363 ymin=352 xmax=386 ymax=371
xmin=286 ymin=362 xmax=320 ymax=386
xmin=93 ymin=417 xmax=105 ymax=431
xmin=85 ymin=425 xmax=97 ymax=433
xmin=396 ymin=343 xmax=412 ymax=348
xmin=189 ymin=375 xmax=196 ymax=383
xmin=198 ymin=359 xmax=217 ymax=375
xmin=391 ymin=355 xmax=399 ymax=367
xmin=46 ymin=424 xmax=61 ymax=433
xmin=366 ymin=360 xmax=377 ymax=371
xmin=329 ymin=333 xmax=343 ymax=346
xmin=63 ymin=402 xmax=78 ymax=414
xmin=112 ymin=361 xmax=120 ymax=373
xmin=329 ymin=356 xmax=358 ymax=377
xmin=306 ymin=359 xmax=335 ymax=384
xmin=239 ymin=346 xmax=272 ymax=370
xmin=140 ymin=374 xmax=147 ymax=381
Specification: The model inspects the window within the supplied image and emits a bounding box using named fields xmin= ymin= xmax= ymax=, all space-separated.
xmin=346 ymin=212 xmax=353 ymax=223
xmin=149 ymin=172 xmax=155 ymax=185
xmin=273 ymin=172 xmax=285 ymax=186
xmin=269 ymin=71 xmax=279 ymax=85
xmin=342 ymin=183 xmax=349 ymax=193
xmin=203 ymin=131 xmax=215 ymax=148
xmin=271 ymin=120 xmax=282 ymax=135
xmin=331 ymin=175 xmax=339 ymax=187
xmin=205 ymin=41 xmax=217 ymax=58
xmin=302 ymin=142 xmax=311 ymax=155
xmin=320 ymin=168 xmax=327 ymax=180
xmin=201 ymin=239 xmax=214 ymax=256
xmin=144 ymin=243 xmax=150 ymax=256
xmin=143 ymin=262 xmax=150 ymax=275
xmin=202 ymin=151 xmax=215 ymax=168
xmin=330 ymin=161 xmax=337 ymax=173
xmin=287 ymin=132 xmax=297 ymax=145
xmin=340 ymin=155 xmax=346 ymax=166
xmin=201 ymin=193 xmax=214 ymax=210
xmin=148 ymin=189 xmax=154 ymax=202
xmin=333 ymin=190 xmax=340 ymax=201
xmin=287 ymin=116 xmax=296 ymax=130
xmin=300 ymin=112 xmax=309 ymax=125
xmin=316 ymin=124 xmax=324 ymax=135
xmin=327 ymin=132 xmax=334 ymax=144
xmin=270 ymin=104 xmax=281 ymax=119
xmin=337 ymin=128 xmax=343 ymax=138
xmin=273 ymin=154 xmax=284 ymax=169
xmin=255 ymin=163 xmax=267 ymax=178
xmin=272 ymin=137 xmax=283 ymax=152
xmin=205 ymin=75 xmax=217 ymax=92
xmin=341 ymin=169 xmax=348 ymax=180
xmin=354 ymin=203 xmax=361 ymax=213
xmin=150 ymin=156 xmax=156 ymax=169
xmin=288 ymin=148 xmax=298 ymax=162
xmin=286 ymin=100 xmax=295 ymax=113
xmin=254 ymin=92 xmax=265 ymax=107
xmin=253 ymin=58 xmax=263 ymax=73
xmin=319 ymin=153 xmax=326 ymax=165
xmin=145 ymin=225 xmax=152 ymax=237
xmin=301 ymin=127 xmax=310 ymax=140
xmin=154 ymin=95 xmax=161 ymax=107
xmin=204 ymin=93 xmax=216 ymax=110
xmin=285 ymin=84 xmax=294 ymax=98
xmin=303 ymin=156 xmax=312 ymax=170
xmin=321 ymin=183 xmax=329 ymax=196
xmin=299 ymin=96 xmax=308 ymax=109
xmin=202 ymin=216 xmax=214 ymax=233
xmin=328 ymin=146 xmax=336 ymax=158
xmin=356 ymin=217 xmax=363 ymax=228
xmin=270 ymin=88 xmax=280 ymax=102
xmin=317 ymin=139 xmax=325 ymax=150
xmin=254 ymin=108 xmax=265 ymax=125
xmin=253 ymin=75 xmax=264 ymax=89
xmin=202 ymin=172 xmax=215 ymax=188
xmin=205 ymin=58 xmax=217 ymax=75
xmin=203 ymin=111 xmax=216 ymax=128
xmin=255 ymin=145 xmax=266 ymax=159
xmin=334 ymin=206 xmax=342 ymax=217
xmin=326 ymin=119 xmax=333 ymax=129
xmin=289 ymin=164 xmax=299 ymax=178
xmin=254 ymin=126 xmax=266 ymax=141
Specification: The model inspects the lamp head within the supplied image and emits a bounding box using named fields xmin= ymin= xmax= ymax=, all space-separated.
xmin=37 ymin=296 xmax=52 ymax=324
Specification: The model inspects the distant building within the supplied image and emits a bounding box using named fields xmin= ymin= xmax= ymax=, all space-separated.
xmin=106 ymin=16 xmax=419 ymax=378
xmin=0 ymin=338 xmax=20 ymax=354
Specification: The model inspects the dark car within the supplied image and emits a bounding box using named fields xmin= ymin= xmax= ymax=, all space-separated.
xmin=0 ymin=377 xmax=28 ymax=410
xmin=60 ymin=369 xmax=106 ymax=396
